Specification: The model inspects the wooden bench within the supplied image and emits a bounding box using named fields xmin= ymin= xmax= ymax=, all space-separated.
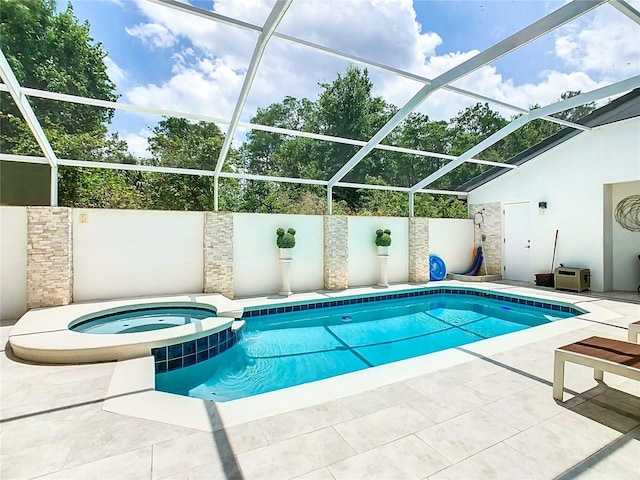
xmin=553 ymin=336 xmax=640 ymax=401
xmin=628 ymin=320 xmax=640 ymax=343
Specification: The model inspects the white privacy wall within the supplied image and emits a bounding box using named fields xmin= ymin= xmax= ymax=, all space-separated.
xmin=233 ymin=213 xmax=324 ymax=297
xmin=73 ymin=209 xmax=204 ymax=302
xmin=428 ymin=218 xmax=475 ymax=275
xmin=611 ymin=181 xmax=640 ymax=291
xmin=468 ymin=118 xmax=640 ymax=292
xmin=0 ymin=206 xmax=27 ymax=320
xmin=348 ymin=216 xmax=409 ymax=287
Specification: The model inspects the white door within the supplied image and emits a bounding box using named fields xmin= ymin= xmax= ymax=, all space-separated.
xmin=503 ymin=202 xmax=531 ymax=282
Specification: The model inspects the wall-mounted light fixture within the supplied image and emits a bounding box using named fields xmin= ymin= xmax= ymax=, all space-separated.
xmin=539 ymin=201 xmax=547 ymax=215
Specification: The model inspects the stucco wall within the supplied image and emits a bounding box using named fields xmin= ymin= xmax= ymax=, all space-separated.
xmin=73 ymin=209 xmax=204 ymax=302
xmin=5 ymin=207 xmax=482 ymax=311
xmin=0 ymin=206 xmax=27 ymax=320
xmin=347 ymin=216 xmax=409 ymax=287
xmin=428 ymin=218 xmax=475 ymax=275
xmin=233 ymin=213 xmax=324 ymax=297
xmin=468 ymin=118 xmax=640 ymax=291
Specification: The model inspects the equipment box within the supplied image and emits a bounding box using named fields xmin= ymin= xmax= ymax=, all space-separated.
xmin=554 ymin=267 xmax=590 ymax=293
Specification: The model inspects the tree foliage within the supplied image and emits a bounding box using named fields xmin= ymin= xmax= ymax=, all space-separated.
xmin=0 ymin=0 xmax=141 ymax=207
xmin=144 ymin=117 xmax=240 ymax=211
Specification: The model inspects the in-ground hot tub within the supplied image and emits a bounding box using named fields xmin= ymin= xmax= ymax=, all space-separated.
xmin=8 ymin=294 xmax=244 ymax=364
xmin=70 ymin=305 xmax=220 ymax=334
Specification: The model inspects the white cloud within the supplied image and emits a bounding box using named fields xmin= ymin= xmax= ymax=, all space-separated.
xmin=120 ymin=0 xmax=638 ymax=133
xmin=126 ymin=23 xmax=177 ymax=49
xmin=104 ymin=56 xmax=126 ymax=86
xmin=122 ymin=128 xmax=152 ymax=158
xmin=125 ymin=54 xmax=243 ymax=120
xmin=553 ymin=3 xmax=640 ymax=81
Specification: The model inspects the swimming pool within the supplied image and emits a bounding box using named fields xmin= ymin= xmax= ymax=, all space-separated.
xmin=156 ymin=289 xmax=583 ymax=401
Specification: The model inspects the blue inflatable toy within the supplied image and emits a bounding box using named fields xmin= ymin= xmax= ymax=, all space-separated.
xmin=429 ymin=254 xmax=447 ymax=281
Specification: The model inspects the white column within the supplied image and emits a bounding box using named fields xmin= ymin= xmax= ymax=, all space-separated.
xmin=279 ymin=259 xmax=292 ymax=296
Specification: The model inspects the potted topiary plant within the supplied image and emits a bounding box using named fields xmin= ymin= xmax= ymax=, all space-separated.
xmin=375 ymin=228 xmax=391 ymax=287
xmin=276 ymin=227 xmax=296 ymax=260
xmin=276 ymin=227 xmax=296 ymax=296
xmin=375 ymin=228 xmax=391 ymax=256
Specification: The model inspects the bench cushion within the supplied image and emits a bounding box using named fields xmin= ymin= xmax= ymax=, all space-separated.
xmin=558 ymin=336 xmax=640 ymax=369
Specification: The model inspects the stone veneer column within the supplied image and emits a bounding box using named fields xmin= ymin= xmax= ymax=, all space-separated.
xmin=323 ymin=215 xmax=348 ymax=290
xmin=26 ymin=207 xmax=73 ymax=309
xmin=469 ymin=202 xmax=502 ymax=275
xmin=204 ymin=212 xmax=234 ymax=299
xmin=408 ymin=217 xmax=430 ymax=283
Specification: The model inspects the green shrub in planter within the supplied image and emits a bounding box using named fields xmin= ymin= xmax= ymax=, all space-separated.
xmin=375 ymin=228 xmax=391 ymax=247
xmin=276 ymin=227 xmax=296 ymax=248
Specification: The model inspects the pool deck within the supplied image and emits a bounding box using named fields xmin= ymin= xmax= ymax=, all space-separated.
xmin=2 ymin=281 xmax=639 ymax=479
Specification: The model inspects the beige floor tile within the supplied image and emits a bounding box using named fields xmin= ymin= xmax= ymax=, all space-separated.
xmin=465 ymin=368 xmax=541 ymax=399
xmin=409 ymin=384 xmax=494 ymax=424
xmin=152 ymin=431 xmax=228 ymax=480
xmin=153 ymin=457 xmax=244 ymax=480
xmin=612 ymin=378 xmax=640 ymax=397
xmin=333 ymin=404 xmax=432 ymax=453
xmin=214 ymin=420 xmax=269 ymax=454
xmin=0 ymin=379 xmax=69 ymax=412
xmin=258 ymin=400 xmax=354 ymax=444
xmin=0 ymin=399 xmax=55 ymax=422
xmin=504 ymin=410 xmax=624 ymax=478
xmin=0 ymin=413 xmax=77 ymax=456
xmin=292 ymin=467 xmax=337 ymax=480
xmin=428 ymin=442 xmax=545 ymax=480
xmin=405 ymin=360 xmax=502 ymax=395
xmin=235 ymin=427 xmax=354 ymax=479
xmin=480 ymin=384 xmax=565 ymax=431
xmin=591 ymin=385 xmax=640 ymax=418
xmin=569 ymin=397 xmax=640 ymax=434
xmin=416 ymin=410 xmax=519 ymax=464
xmin=48 ymin=375 xmax=112 ymax=411
xmin=328 ymin=434 xmax=450 ymax=480
xmin=37 ymin=363 xmax=116 ymax=386
xmin=64 ymin=411 xmax=195 ymax=469
xmin=339 ymin=382 xmax=422 ymax=417
xmin=157 ymin=457 xmax=243 ymax=480
xmin=38 ymin=446 xmax=152 ymax=480
xmin=487 ymin=347 xmax=555 ymax=381
xmin=553 ymin=426 xmax=640 ymax=479
xmin=0 ymin=442 xmax=70 ymax=480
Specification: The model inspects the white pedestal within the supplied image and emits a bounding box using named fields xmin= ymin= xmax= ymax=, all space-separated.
xmin=377 ymin=254 xmax=389 ymax=287
xmin=279 ymin=259 xmax=292 ymax=296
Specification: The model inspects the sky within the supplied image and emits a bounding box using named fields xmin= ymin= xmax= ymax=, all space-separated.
xmin=57 ymin=0 xmax=640 ymax=158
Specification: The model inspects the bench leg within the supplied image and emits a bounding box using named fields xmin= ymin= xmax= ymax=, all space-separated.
xmin=594 ymin=369 xmax=604 ymax=382
xmin=553 ymin=351 xmax=565 ymax=401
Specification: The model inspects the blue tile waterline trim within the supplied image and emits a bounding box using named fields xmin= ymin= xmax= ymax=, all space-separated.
xmin=152 ymin=326 xmax=239 ymax=373
xmin=241 ymin=288 xmax=585 ymax=318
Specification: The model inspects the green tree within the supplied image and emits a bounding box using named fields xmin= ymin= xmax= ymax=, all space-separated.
xmin=0 ymin=0 xmax=142 ymax=207
xmin=0 ymin=0 xmax=117 ymax=146
xmin=240 ymin=66 xmax=393 ymax=211
xmin=391 ymin=113 xmax=451 ymax=187
xmin=146 ymin=117 xmax=240 ymax=211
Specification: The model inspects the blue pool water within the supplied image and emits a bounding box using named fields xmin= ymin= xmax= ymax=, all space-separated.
xmin=155 ymin=293 xmax=578 ymax=401
xmin=71 ymin=306 xmax=217 ymax=334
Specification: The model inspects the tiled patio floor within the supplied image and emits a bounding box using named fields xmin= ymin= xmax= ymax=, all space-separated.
xmin=1 ymin=286 xmax=639 ymax=479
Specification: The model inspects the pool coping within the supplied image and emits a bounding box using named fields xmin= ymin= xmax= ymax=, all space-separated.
xmin=100 ymin=281 xmax=625 ymax=431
